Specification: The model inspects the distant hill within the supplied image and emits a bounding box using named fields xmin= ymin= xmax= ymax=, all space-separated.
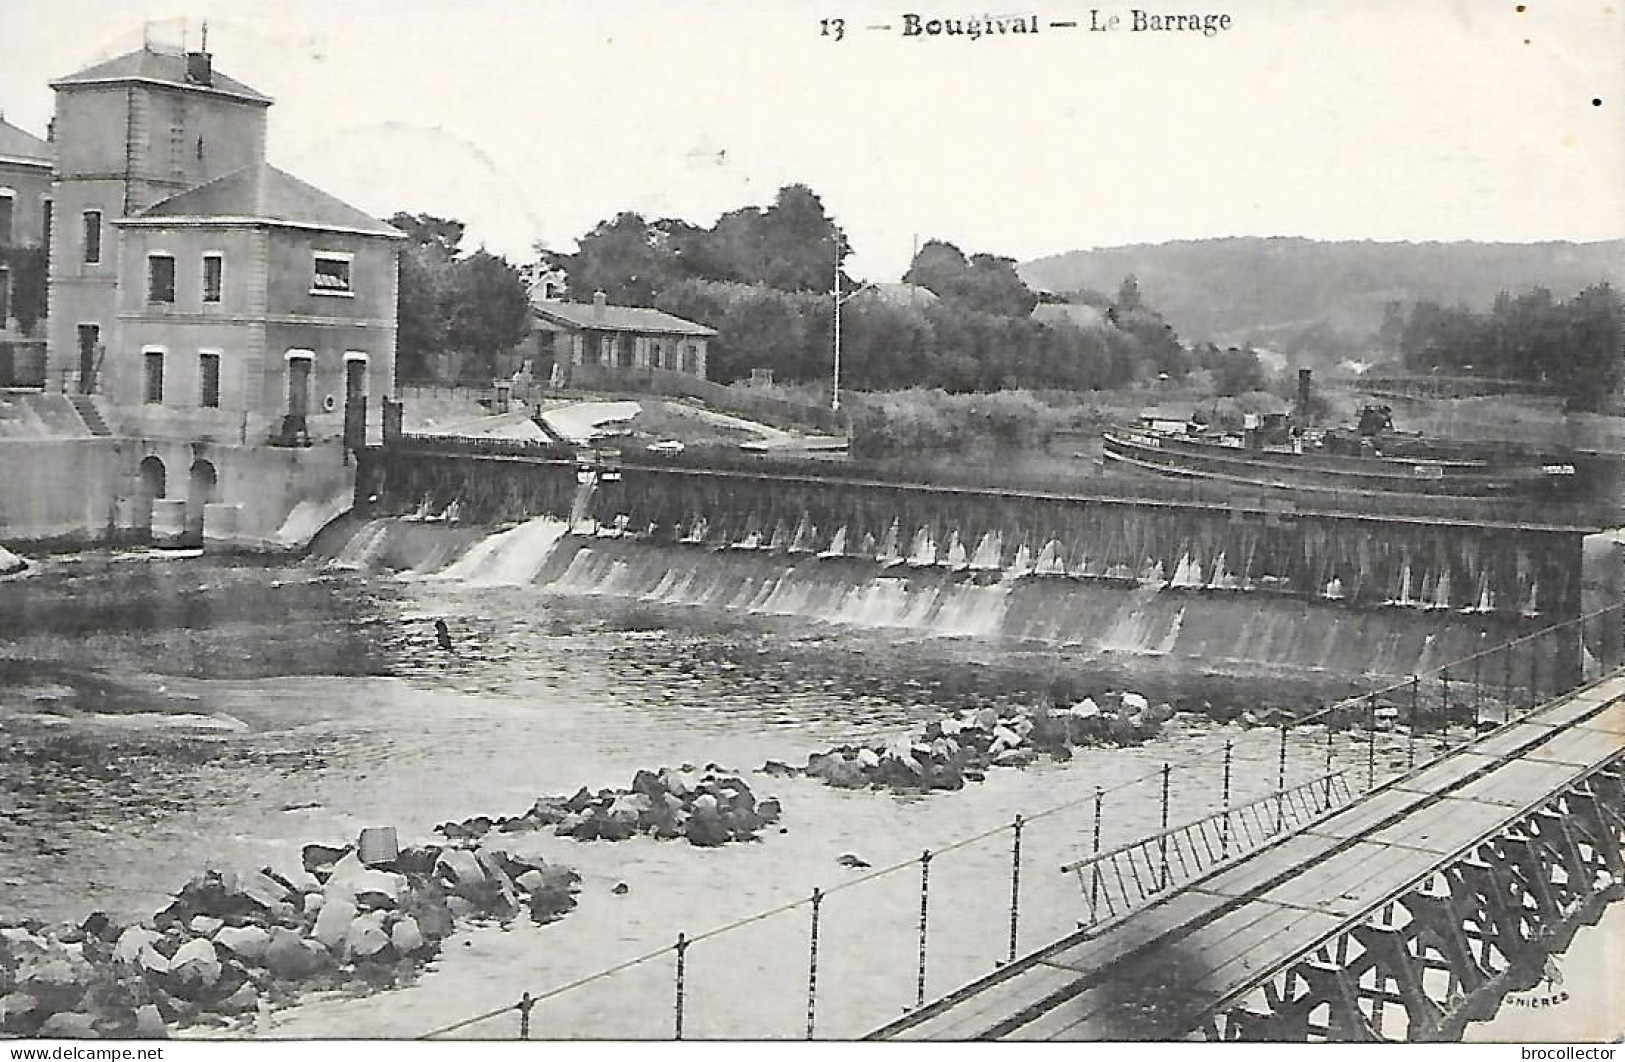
xmin=1019 ymin=237 xmax=1625 ymax=358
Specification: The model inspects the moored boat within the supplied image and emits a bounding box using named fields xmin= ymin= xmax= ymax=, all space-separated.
xmin=1102 ymin=407 xmax=1580 ymax=501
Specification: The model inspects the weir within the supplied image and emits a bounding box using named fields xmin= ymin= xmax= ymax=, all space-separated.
xmin=358 ymin=445 xmax=1595 ymax=631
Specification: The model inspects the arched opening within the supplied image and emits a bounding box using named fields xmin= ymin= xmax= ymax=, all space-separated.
xmin=187 ymin=459 xmax=218 ymax=541
xmin=138 ymin=455 xmax=167 ymax=501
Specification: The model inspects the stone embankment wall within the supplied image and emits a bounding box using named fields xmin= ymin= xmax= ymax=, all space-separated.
xmin=0 ymin=394 xmax=353 ymax=552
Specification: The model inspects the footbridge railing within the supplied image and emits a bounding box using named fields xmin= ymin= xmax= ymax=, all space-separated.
xmin=1202 ymin=751 xmax=1625 ymax=1042
xmin=411 ymin=599 xmax=1625 ymax=1040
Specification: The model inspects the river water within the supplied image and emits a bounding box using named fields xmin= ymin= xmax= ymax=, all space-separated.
xmin=0 ymin=517 xmax=1501 ymax=1039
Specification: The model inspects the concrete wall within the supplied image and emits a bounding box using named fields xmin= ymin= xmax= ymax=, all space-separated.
xmin=0 ymin=437 xmax=120 ymax=544
xmin=0 ymin=434 xmax=353 ymax=551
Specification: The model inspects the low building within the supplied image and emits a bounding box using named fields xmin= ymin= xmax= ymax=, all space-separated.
xmin=531 ymin=293 xmax=714 ymax=382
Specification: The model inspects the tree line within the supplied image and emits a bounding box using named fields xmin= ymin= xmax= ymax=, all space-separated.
xmin=539 ymin=183 xmax=1282 ymax=396
xmin=1385 ymin=283 xmax=1623 ymax=410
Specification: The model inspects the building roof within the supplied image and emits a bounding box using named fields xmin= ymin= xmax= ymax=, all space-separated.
xmin=0 ymin=117 xmax=53 ymax=167
xmin=126 ymin=163 xmax=403 ymax=237
xmin=533 ymin=300 xmax=717 ymax=337
xmin=51 ymin=46 xmax=273 ymax=105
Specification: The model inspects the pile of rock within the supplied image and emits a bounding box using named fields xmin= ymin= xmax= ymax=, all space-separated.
xmin=789 ymin=693 xmax=1176 ymax=794
xmin=0 ymin=545 xmax=26 ymax=578
xmin=0 ymin=841 xmax=579 ymax=1039
xmin=441 ymin=766 xmax=782 ymax=848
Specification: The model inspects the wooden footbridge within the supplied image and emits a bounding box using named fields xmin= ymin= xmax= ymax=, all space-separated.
xmin=871 ymin=674 xmax=1625 ymax=1042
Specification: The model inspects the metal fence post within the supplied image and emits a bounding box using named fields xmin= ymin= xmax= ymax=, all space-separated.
xmin=1366 ymin=694 xmax=1377 ymax=792
xmin=674 ymin=933 xmax=688 ymax=1040
xmin=1408 ymin=674 xmax=1419 ymax=770
xmin=806 ymin=889 xmax=822 ymax=1040
xmin=1091 ymin=787 xmax=1104 ymax=915
xmin=1441 ymin=667 xmax=1451 ymax=729
xmin=1159 ymin=763 xmax=1172 ymax=889
xmin=1472 ymin=649 xmax=1482 ymax=723
xmin=1008 ymin=815 xmax=1024 ymax=963
xmin=916 ymin=850 xmax=933 ymax=1008
xmin=1323 ymin=719 xmax=1335 ymax=810
xmin=1530 ymin=636 xmax=1540 ymax=709
xmin=1503 ymin=640 xmax=1514 ymax=722
xmin=517 ymin=992 xmax=534 ymax=1040
xmin=1275 ymin=723 xmax=1288 ymax=833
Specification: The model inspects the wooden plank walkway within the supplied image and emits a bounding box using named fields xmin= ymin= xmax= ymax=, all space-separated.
xmin=873 ymin=673 xmax=1625 ymax=1041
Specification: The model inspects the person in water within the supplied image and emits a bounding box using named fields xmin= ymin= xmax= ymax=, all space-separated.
xmin=434 ymin=619 xmax=453 ymax=651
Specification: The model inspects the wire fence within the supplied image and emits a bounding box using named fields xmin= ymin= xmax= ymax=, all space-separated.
xmin=416 ymin=598 xmax=1625 ymax=1040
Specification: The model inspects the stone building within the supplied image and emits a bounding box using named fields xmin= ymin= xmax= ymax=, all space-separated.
xmin=14 ymin=41 xmax=403 ymax=549
xmin=0 ymin=115 xmax=53 ymax=379
xmin=532 ymin=293 xmax=713 ymax=382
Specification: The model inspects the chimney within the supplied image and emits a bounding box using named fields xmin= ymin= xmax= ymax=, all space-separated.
xmin=592 ymin=291 xmax=607 ymax=321
xmin=1297 ymin=368 xmax=1313 ymax=411
xmin=186 ymin=51 xmax=213 ymax=87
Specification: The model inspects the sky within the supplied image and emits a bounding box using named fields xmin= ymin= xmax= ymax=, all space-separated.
xmin=2 ymin=0 xmax=1621 ymax=282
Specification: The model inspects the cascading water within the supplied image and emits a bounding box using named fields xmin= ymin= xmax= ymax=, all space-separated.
xmin=432 ymin=517 xmax=570 ymax=587
xmin=310 ymin=517 xmax=1552 ymax=678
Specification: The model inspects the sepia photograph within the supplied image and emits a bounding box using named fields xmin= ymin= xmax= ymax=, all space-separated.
xmin=0 ymin=0 xmax=1622 ymax=1047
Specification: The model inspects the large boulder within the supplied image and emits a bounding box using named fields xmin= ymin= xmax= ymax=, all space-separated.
xmin=215 ymin=983 xmax=259 ymax=1015
xmin=19 ymin=956 xmax=90 ymax=1014
xmin=301 ymin=844 xmax=352 ymax=879
xmin=434 ymin=849 xmax=487 ymax=894
xmin=37 ymin=1011 xmax=98 ymax=1039
xmin=262 ymin=929 xmax=330 ymax=981
xmin=312 ymin=897 xmax=358 ymax=952
xmin=343 ymin=914 xmax=391 ymax=961
xmin=0 ymin=546 xmax=27 ymax=577
xmin=684 ymin=809 xmax=730 ymax=848
xmin=213 ymin=925 xmax=271 ymax=962
xmin=168 ymin=938 xmax=222 ymax=990
xmin=389 ymin=916 xmax=426 ymax=956
xmin=113 ymin=926 xmax=162 ymax=965
xmin=324 ymin=853 xmax=406 ymax=908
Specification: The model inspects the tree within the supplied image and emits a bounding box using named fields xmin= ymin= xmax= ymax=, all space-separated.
xmin=391 ymin=210 xmax=532 ymax=381
xmin=445 ymin=251 xmax=532 ymax=376
xmin=395 ymin=246 xmax=449 ymax=379
xmin=904 ymin=240 xmax=1037 ymax=316
xmin=389 ymin=212 xmax=466 ymax=260
xmin=562 ymin=212 xmax=673 ymax=306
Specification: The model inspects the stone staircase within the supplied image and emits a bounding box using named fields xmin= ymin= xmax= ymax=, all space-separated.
xmin=69 ymin=395 xmax=113 ymax=437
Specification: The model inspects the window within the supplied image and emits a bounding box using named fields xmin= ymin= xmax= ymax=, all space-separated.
xmin=82 ymin=210 xmax=101 ymax=264
xmin=202 ymin=254 xmax=223 ymax=303
xmin=41 ymin=199 xmax=51 ymax=252
xmin=143 ymin=349 xmax=165 ymax=404
xmin=199 ymin=351 xmax=220 ymax=408
xmin=0 ymin=192 xmax=13 ymax=245
xmin=147 ymin=254 xmax=176 ymax=303
xmin=0 ymin=268 xmax=10 ymax=325
xmin=311 ymin=253 xmax=352 ymax=295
